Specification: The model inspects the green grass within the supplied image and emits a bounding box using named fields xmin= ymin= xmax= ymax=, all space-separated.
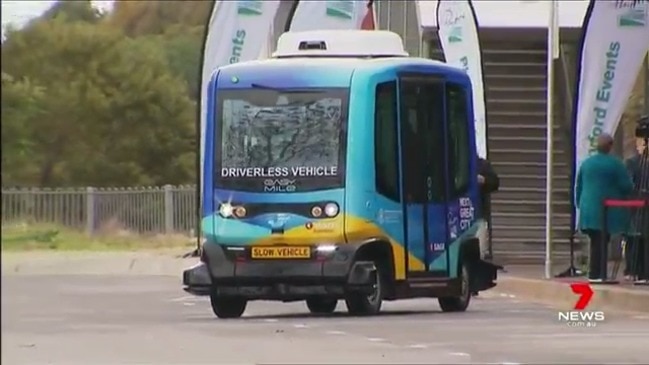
xmin=1 ymin=223 xmax=195 ymax=252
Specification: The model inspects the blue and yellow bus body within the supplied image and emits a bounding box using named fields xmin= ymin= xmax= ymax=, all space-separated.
xmin=184 ymin=55 xmax=500 ymax=318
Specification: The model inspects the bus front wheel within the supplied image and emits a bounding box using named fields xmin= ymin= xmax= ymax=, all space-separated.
xmin=210 ymin=293 xmax=247 ymax=319
xmin=345 ymin=261 xmax=383 ymax=316
xmin=438 ymin=261 xmax=471 ymax=312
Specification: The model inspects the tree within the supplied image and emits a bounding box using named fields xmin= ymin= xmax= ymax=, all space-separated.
xmin=107 ymin=1 xmax=212 ymax=100
xmin=108 ymin=0 xmax=213 ymax=37
xmin=39 ymin=0 xmax=105 ymax=24
xmin=0 ymin=73 xmax=45 ymax=185
xmin=1 ymin=18 xmax=195 ymax=187
xmin=156 ymin=25 xmax=204 ymax=99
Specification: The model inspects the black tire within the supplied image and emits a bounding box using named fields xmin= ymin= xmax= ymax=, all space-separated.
xmin=345 ymin=261 xmax=383 ymax=316
xmin=439 ymin=260 xmax=471 ymax=312
xmin=210 ymin=294 xmax=247 ymax=319
xmin=306 ymin=298 xmax=338 ymax=314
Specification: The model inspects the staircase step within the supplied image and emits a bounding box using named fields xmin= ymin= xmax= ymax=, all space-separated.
xmin=484 ymin=62 xmax=546 ymax=75
xmin=488 ymin=116 xmax=550 ymax=126
xmin=487 ymin=99 xmax=547 ymax=113
xmin=492 ymin=214 xmax=572 ymax=229
xmin=482 ymin=49 xmax=546 ymax=64
xmin=498 ymin=175 xmax=571 ymax=190
xmin=488 ymin=122 xmax=552 ymax=130
xmin=492 ymin=253 xmax=571 ymax=265
xmin=495 ymin=190 xmax=572 ymax=202
xmin=491 ymin=198 xmax=571 ymax=207
xmin=485 ymin=75 xmax=546 ymax=88
xmin=493 ymin=211 xmax=571 ymax=218
xmin=491 ymin=160 xmax=569 ymax=169
xmin=492 ymin=166 xmax=571 ymax=178
xmin=490 ymin=136 xmax=569 ymax=151
xmin=490 ymin=149 xmax=566 ymax=163
xmin=492 ymin=225 xmax=572 ymax=240
xmin=492 ymin=200 xmax=570 ymax=214
xmin=487 ymin=86 xmax=547 ymax=100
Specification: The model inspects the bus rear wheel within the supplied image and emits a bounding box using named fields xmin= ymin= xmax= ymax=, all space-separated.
xmin=210 ymin=294 xmax=247 ymax=319
xmin=306 ymin=298 xmax=338 ymax=314
xmin=345 ymin=261 xmax=383 ymax=316
xmin=438 ymin=261 xmax=471 ymax=312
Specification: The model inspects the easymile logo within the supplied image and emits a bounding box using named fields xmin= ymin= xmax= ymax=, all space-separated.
xmin=263 ymin=179 xmax=296 ymax=193
xmin=557 ymin=283 xmax=605 ymax=327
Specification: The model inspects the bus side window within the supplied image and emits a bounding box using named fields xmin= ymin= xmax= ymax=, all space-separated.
xmin=374 ymin=81 xmax=400 ymax=202
xmin=446 ymin=83 xmax=471 ymax=197
xmin=420 ymin=82 xmax=445 ymax=203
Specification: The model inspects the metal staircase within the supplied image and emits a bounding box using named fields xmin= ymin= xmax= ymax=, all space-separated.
xmin=429 ymin=36 xmax=574 ymax=264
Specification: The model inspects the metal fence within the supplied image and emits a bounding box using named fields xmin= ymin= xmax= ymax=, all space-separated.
xmin=1 ymin=185 xmax=197 ymax=236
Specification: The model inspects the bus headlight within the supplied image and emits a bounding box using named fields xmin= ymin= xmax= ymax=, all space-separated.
xmin=316 ymin=245 xmax=337 ymax=253
xmin=324 ymin=203 xmax=339 ymax=217
xmin=219 ymin=203 xmax=234 ymax=217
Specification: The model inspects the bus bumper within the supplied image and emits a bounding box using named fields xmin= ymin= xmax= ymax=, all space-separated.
xmin=182 ymin=243 xmax=375 ymax=300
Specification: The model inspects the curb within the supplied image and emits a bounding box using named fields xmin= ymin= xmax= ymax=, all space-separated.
xmin=494 ymin=275 xmax=649 ymax=314
xmin=1 ymin=251 xmax=197 ymax=276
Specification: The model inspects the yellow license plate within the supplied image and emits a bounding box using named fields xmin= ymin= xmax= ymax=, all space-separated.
xmin=251 ymin=246 xmax=311 ymax=259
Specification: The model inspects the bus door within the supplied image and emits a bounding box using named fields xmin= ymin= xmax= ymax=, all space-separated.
xmin=442 ymin=82 xmax=476 ymax=279
xmin=398 ymin=74 xmax=450 ymax=279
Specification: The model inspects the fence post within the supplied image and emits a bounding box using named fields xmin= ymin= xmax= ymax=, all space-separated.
xmin=86 ymin=187 xmax=95 ymax=236
xmin=164 ymin=185 xmax=174 ymax=234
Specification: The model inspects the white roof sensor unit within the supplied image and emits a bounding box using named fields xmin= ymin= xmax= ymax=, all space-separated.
xmin=273 ymin=30 xmax=409 ymax=58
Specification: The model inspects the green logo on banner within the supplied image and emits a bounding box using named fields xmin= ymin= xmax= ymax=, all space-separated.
xmin=237 ymin=0 xmax=263 ymax=16
xmin=326 ymin=0 xmax=354 ymax=20
xmin=448 ymin=26 xmax=463 ymax=43
xmin=618 ymin=7 xmax=647 ymax=27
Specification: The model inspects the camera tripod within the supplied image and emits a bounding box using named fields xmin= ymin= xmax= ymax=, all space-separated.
xmin=627 ymin=137 xmax=649 ymax=285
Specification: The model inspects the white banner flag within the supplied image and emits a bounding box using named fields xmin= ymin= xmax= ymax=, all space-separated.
xmin=436 ymin=0 xmax=488 ymax=158
xmin=289 ymin=0 xmax=370 ymax=31
xmin=199 ymin=0 xmax=281 ymax=199
xmin=573 ymin=0 xmax=649 ymax=172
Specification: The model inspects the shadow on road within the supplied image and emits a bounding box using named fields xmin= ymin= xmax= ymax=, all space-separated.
xmin=183 ymin=308 xmax=489 ymax=322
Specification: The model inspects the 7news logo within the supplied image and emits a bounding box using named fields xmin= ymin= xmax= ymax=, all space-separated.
xmin=557 ymin=283 xmax=605 ymax=327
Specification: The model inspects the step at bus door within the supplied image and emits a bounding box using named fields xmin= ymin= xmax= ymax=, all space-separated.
xmin=398 ymin=73 xmax=450 ymax=279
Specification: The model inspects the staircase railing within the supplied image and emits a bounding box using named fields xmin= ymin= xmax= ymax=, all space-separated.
xmin=558 ymin=42 xmax=578 ymax=260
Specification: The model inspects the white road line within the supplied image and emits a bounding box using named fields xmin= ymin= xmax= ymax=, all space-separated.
xmin=325 ymin=330 xmax=346 ymax=335
xmin=449 ymin=352 xmax=470 ymax=357
xmin=407 ymin=344 xmax=428 ymax=349
xmin=169 ymin=296 xmax=195 ymax=302
xmin=263 ymin=318 xmax=279 ymax=323
xmin=514 ymin=332 xmax=649 ymax=338
xmin=183 ymin=302 xmax=195 ymax=306
xmin=293 ymin=323 xmax=308 ymax=328
xmin=366 ymin=337 xmax=385 ymax=342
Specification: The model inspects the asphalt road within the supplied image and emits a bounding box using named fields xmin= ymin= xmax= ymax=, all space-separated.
xmin=2 ymin=275 xmax=648 ymax=365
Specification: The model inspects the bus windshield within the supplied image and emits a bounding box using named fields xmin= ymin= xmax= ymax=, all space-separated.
xmin=215 ymin=88 xmax=348 ymax=192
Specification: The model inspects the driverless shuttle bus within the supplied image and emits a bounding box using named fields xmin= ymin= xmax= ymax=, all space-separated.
xmin=183 ymin=30 xmax=501 ymax=318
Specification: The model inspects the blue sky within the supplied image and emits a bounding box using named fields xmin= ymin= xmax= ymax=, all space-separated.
xmin=1 ymin=1 xmax=114 ymax=32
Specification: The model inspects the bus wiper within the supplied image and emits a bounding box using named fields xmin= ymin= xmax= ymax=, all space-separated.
xmin=250 ymin=83 xmax=323 ymax=93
